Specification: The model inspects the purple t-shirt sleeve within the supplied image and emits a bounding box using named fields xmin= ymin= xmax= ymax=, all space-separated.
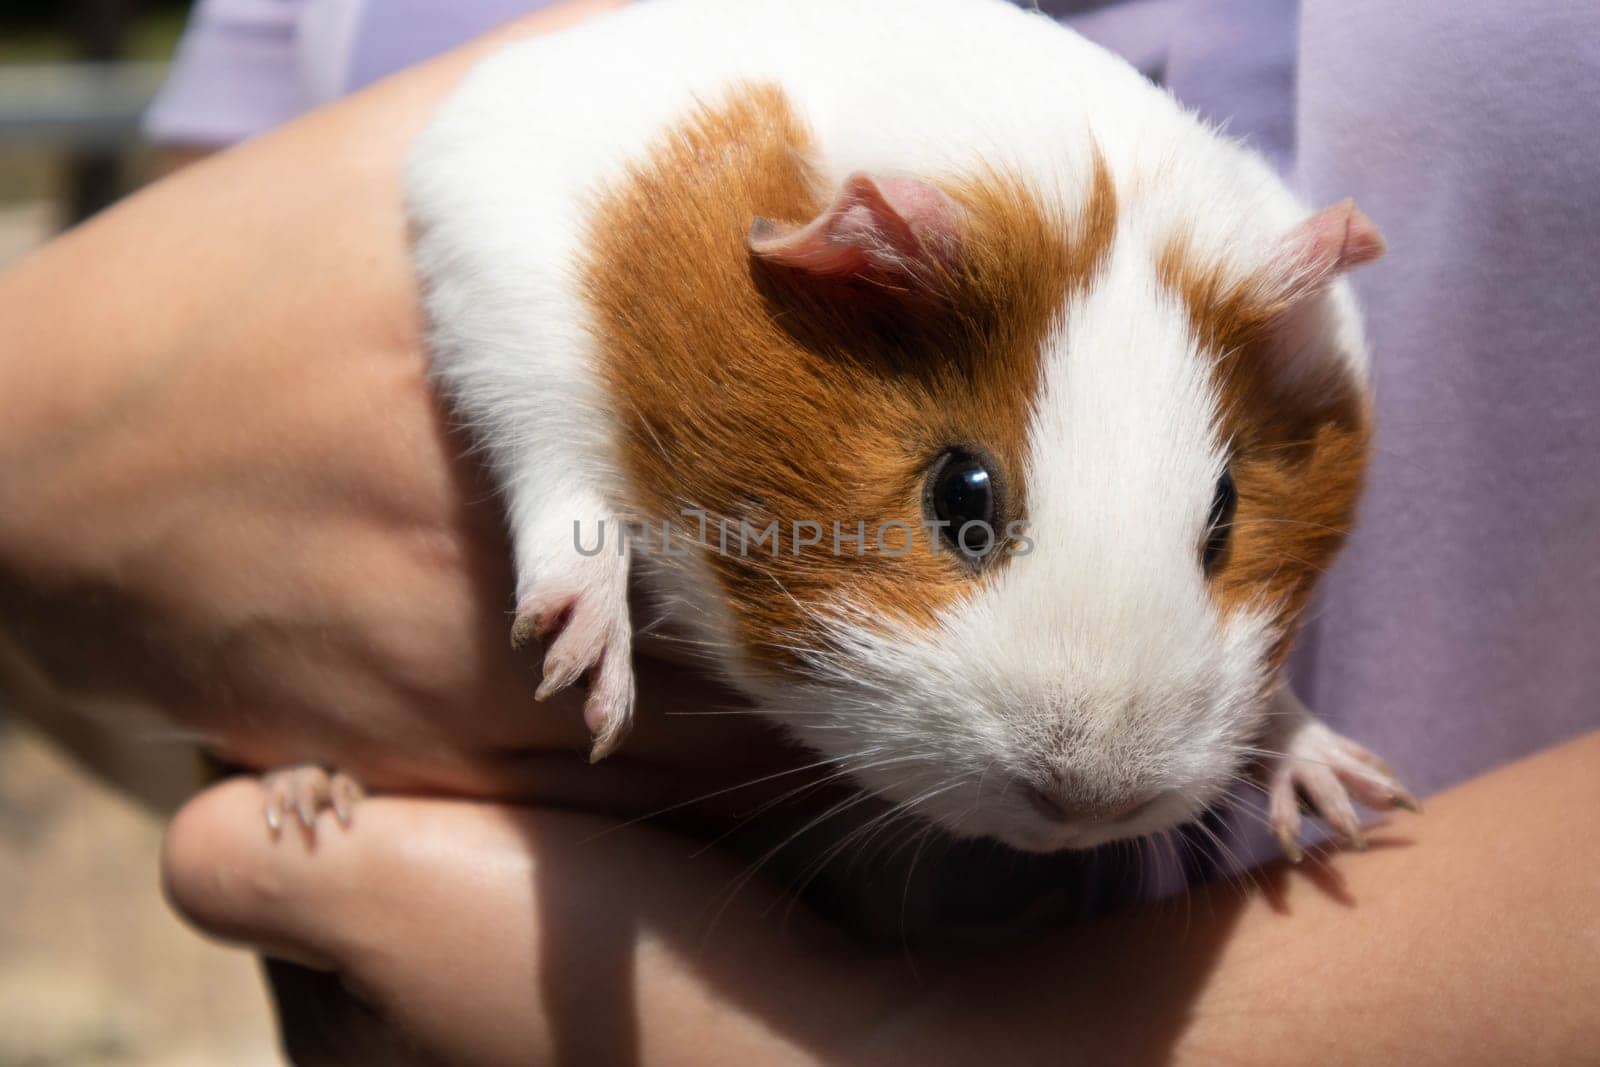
xmin=147 ymin=0 xmax=1295 ymax=159
xmin=144 ymin=0 xmax=571 ymax=148
xmin=341 ymin=0 xmax=561 ymax=93
xmin=143 ymin=0 xmax=318 ymax=146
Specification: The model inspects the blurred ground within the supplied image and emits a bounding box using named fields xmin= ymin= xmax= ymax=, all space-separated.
xmin=0 ymin=720 xmax=280 ymax=1067
xmin=0 ymin=201 xmax=54 ymax=266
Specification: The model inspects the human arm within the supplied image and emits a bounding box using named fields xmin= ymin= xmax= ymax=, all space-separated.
xmin=0 ymin=0 xmax=765 ymax=808
xmin=164 ymin=731 xmax=1600 ymax=1065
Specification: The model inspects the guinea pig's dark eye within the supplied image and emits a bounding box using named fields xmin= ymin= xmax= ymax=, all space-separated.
xmin=1202 ymin=469 xmax=1237 ymax=573
xmin=927 ymin=450 xmax=998 ymax=561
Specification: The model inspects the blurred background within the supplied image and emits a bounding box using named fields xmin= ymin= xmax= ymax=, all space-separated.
xmin=1 ymin=1 xmax=179 ymax=260
xmin=2 ymin=3 xmax=279 ymax=1063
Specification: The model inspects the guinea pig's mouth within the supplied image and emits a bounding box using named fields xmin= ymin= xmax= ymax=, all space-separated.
xmin=992 ymin=787 xmax=1201 ymax=854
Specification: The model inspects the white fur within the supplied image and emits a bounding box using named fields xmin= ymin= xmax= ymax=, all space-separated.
xmin=408 ymin=0 xmax=1372 ymax=851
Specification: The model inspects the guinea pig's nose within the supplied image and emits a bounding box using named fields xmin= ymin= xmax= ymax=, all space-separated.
xmin=1021 ymin=781 xmax=1076 ymax=823
xmin=1093 ymin=795 xmax=1157 ymax=823
xmin=1022 ymin=781 xmax=1155 ymax=825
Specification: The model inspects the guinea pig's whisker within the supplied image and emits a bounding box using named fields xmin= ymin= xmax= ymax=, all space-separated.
xmin=818 ymin=804 xmax=910 ymax=877
xmin=780 ymin=782 xmax=952 ymax=920
xmin=727 ymin=752 xmax=924 ymax=826
xmin=1272 ymin=552 xmax=1330 ymax=576
xmin=1189 ymin=800 xmax=1268 ymax=899
xmin=639 ymin=629 xmax=736 ymax=653
xmin=1232 ymin=742 xmax=1348 ymax=775
xmin=691 ymin=751 xmax=933 ymax=858
xmin=578 ymin=752 xmax=853 ymax=843
xmin=898 ymin=823 xmax=945 ymax=955
xmin=1138 ymin=833 xmax=1173 ymax=909
xmin=780 ymin=803 xmax=900 ymax=905
xmin=663 ymin=708 xmax=841 ymax=717
xmin=1148 ymin=828 xmax=1188 ymax=931
xmin=1247 ymin=435 xmax=1334 ymax=455
xmin=705 ymin=784 xmax=899 ymax=941
xmin=972 ymin=755 xmax=1001 ymax=810
xmin=1225 ymin=517 xmax=1351 ymax=536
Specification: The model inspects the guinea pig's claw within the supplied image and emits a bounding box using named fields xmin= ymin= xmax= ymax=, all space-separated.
xmin=588 ymin=720 xmax=628 ymax=764
xmin=510 ymin=611 xmax=538 ymax=650
xmin=1275 ymin=824 xmax=1305 ymax=865
xmin=1267 ymin=715 xmax=1417 ymax=862
xmin=584 ymin=648 xmax=636 ymax=763
xmin=1390 ymin=791 xmax=1423 ymax=814
xmin=262 ymin=764 xmax=365 ymax=834
xmin=511 ymin=600 xmax=569 ymax=652
xmin=329 ymin=773 xmax=365 ymax=825
xmin=535 ymin=650 xmax=587 ymax=702
xmin=513 ymin=572 xmax=636 ymax=761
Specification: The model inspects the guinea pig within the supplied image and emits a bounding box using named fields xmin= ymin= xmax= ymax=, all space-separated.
xmin=403 ymin=0 xmax=1416 ymax=858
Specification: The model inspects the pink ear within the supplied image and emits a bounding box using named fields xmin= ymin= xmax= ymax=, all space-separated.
xmin=1248 ymin=201 xmax=1384 ymax=394
xmin=1271 ymin=199 xmax=1386 ymax=303
xmin=748 ymin=173 xmax=958 ymax=283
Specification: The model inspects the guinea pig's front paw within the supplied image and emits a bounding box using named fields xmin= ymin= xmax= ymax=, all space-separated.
xmin=510 ymin=556 xmax=635 ymax=762
xmin=1264 ymin=691 xmax=1419 ymax=863
xmin=262 ymin=764 xmax=365 ymax=833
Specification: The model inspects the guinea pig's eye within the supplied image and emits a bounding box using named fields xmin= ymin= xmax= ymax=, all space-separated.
xmin=1202 ymin=469 xmax=1237 ymax=573
xmin=926 ymin=450 xmax=998 ymax=561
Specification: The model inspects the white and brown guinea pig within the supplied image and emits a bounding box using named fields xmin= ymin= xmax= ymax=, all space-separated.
xmin=407 ymin=0 xmax=1417 ymax=857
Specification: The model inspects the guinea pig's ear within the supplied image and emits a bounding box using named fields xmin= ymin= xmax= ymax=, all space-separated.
xmin=1248 ymin=200 xmax=1385 ymax=394
xmin=1266 ymin=198 xmax=1385 ymax=306
xmin=748 ymin=173 xmax=958 ymax=286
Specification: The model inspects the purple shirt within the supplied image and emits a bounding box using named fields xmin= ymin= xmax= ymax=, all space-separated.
xmin=1292 ymin=0 xmax=1600 ymax=794
xmin=147 ymin=1 xmax=1600 ymax=872
xmin=145 ymin=0 xmax=548 ymax=144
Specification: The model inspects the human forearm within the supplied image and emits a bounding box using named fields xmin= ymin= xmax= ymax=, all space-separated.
xmin=869 ymin=730 xmax=1600 ymax=1065
xmin=0 ymin=1 xmax=643 ymax=780
xmin=0 ymin=51 xmax=465 ymax=753
xmin=164 ymin=779 xmax=892 ymax=1066
xmin=164 ymin=733 xmax=1600 ymax=1065
xmin=0 ymin=6 xmax=482 ymax=570
xmin=0 ymin=0 xmax=633 ymax=591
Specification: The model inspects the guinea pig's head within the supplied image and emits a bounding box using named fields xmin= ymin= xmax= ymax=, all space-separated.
xmin=734 ymin=162 xmax=1380 ymax=852
xmin=586 ymin=93 xmax=1380 ymax=853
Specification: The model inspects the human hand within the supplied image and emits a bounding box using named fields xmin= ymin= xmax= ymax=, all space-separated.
xmin=162 ymin=736 xmax=1600 ymax=1066
xmin=163 ymin=777 xmax=895 ymax=1066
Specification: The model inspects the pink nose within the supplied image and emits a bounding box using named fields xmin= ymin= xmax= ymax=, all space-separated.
xmin=1022 ymin=783 xmax=1154 ymax=825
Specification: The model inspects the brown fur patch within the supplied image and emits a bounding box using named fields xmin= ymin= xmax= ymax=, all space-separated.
xmin=583 ymin=83 xmax=1115 ymax=671
xmin=1158 ymin=237 xmax=1373 ymax=668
